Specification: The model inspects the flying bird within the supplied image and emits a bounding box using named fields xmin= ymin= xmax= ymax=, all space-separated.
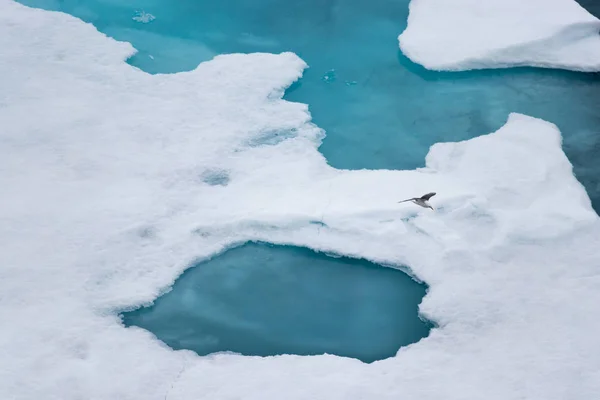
xmin=398 ymin=192 xmax=436 ymax=210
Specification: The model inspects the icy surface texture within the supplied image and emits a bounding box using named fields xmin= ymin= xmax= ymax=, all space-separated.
xmin=122 ymin=243 xmax=431 ymax=363
xmin=2 ymin=1 xmax=600 ymax=400
xmin=399 ymin=0 xmax=600 ymax=71
xmin=15 ymin=0 xmax=600 ymax=212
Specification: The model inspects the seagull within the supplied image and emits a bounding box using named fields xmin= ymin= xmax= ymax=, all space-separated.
xmin=398 ymin=192 xmax=436 ymax=210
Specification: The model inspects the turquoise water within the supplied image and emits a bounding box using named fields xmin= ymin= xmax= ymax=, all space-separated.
xmin=19 ymin=0 xmax=600 ymax=212
xmin=121 ymin=243 xmax=431 ymax=363
xmin=19 ymin=0 xmax=600 ymax=360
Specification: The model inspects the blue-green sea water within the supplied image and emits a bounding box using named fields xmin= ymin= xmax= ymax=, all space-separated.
xmin=20 ymin=0 xmax=600 ymax=361
xmin=122 ymin=243 xmax=431 ymax=363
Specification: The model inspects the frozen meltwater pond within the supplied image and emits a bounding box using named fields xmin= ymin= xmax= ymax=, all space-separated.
xmin=18 ymin=0 xmax=600 ymax=212
xmin=121 ymin=243 xmax=431 ymax=363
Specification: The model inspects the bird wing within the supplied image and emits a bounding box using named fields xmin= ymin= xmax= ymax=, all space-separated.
xmin=398 ymin=198 xmax=416 ymax=203
xmin=420 ymin=192 xmax=436 ymax=200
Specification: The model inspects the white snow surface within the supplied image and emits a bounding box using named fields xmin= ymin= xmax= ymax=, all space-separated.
xmin=2 ymin=1 xmax=600 ymax=399
xmin=399 ymin=0 xmax=600 ymax=71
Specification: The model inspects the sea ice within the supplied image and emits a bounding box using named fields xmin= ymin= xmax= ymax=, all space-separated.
xmin=15 ymin=0 xmax=600 ymax=214
xmin=399 ymin=0 xmax=600 ymax=71
xmin=2 ymin=1 xmax=600 ymax=400
xmin=132 ymin=11 xmax=155 ymax=24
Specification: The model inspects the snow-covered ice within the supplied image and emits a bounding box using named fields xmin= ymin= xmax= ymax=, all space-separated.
xmin=399 ymin=0 xmax=600 ymax=71
xmin=2 ymin=1 xmax=600 ymax=399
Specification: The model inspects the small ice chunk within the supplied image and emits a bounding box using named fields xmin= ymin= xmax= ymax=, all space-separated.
xmin=132 ymin=11 xmax=156 ymax=24
xmin=321 ymin=69 xmax=336 ymax=83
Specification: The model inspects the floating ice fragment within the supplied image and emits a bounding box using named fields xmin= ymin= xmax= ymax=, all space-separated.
xmin=132 ymin=11 xmax=155 ymax=24
xmin=398 ymin=0 xmax=600 ymax=71
xmin=321 ymin=69 xmax=336 ymax=83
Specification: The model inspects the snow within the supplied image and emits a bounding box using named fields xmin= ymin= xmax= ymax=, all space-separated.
xmin=398 ymin=0 xmax=600 ymax=71
xmin=2 ymin=1 xmax=600 ymax=399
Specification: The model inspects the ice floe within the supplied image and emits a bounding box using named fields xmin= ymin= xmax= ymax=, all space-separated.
xmin=2 ymin=1 xmax=600 ymax=399
xmin=399 ymin=0 xmax=600 ymax=71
